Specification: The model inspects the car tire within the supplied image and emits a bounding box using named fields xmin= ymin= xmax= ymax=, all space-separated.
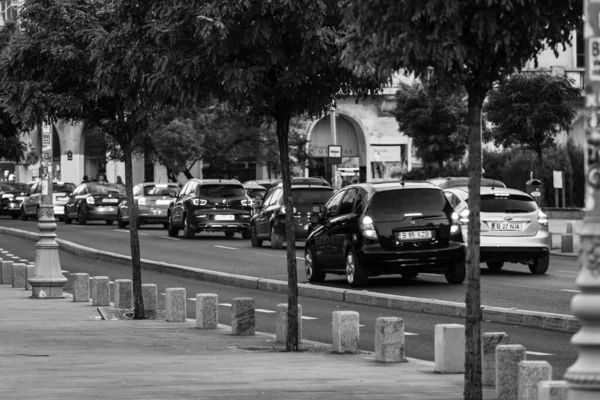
xmin=401 ymin=270 xmax=419 ymax=279
xmin=167 ymin=213 xmax=179 ymax=237
xmin=241 ymin=228 xmax=251 ymax=240
xmin=270 ymin=226 xmax=283 ymax=249
xmin=183 ymin=215 xmax=195 ymax=239
xmin=305 ymin=246 xmax=326 ymax=283
xmin=19 ymin=207 xmax=28 ymax=221
xmin=224 ymin=231 xmax=235 ymax=238
xmin=445 ymin=260 xmax=466 ymax=284
xmin=78 ymin=206 xmax=88 ymax=225
xmin=346 ymin=248 xmax=368 ymax=287
xmin=117 ymin=212 xmax=127 ymax=229
xmin=529 ymin=257 xmax=549 ymax=275
xmin=250 ymin=224 xmax=262 ymax=247
xmin=486 ymin=261 xmax=504 ymax=272
xmin=106 ymin=220 xmax=114 ymax=226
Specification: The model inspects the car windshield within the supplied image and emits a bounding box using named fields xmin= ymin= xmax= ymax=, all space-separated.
xmin=292 ymin=188 xmax=334 ymax=204
xmin=246 ymin=188 xmax=266 ymax=198
xmin=446 ymin=178 xmax=505 ymax=188
xmin=9 ymin=182 xmax=29 ymax=191
xmin=481 ymin=194 xmax=537 ymax=213
xmin=198 ymin=184 xmax=245 ymax=198
xmin=53 ymin=183 xmax=76 ymax=193
xmin=143 ymin=184 xmax=180 ymax=197
xmin=369 ymin=188 xmax=448 ymax=220
xmin=0 ymin=183 xmax=14 ymax=192
xmin=88 ymin=183 xmax=125 ymax=195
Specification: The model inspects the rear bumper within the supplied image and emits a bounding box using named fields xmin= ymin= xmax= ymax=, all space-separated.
xmin=192 ymin=214 xmax=251 ymax=232
xmin=273 ymin=219 xmax=311 ymax=241
xmin=86 ymin=206 xmax=119 ymax=220
xmin=480 ymin=246 xmax=549 ymax=262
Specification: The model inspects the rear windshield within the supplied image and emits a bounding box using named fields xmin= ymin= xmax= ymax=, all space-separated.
xmin=446 ymin=178 xmax=506 ymax=188
xmin=198 ymin=184 xmax=245 ymax=198
xmin=88 ymin=183 xmax=125 ymax=194
xmin=292 ymin=188 xmax=334 ymax=204
xmin=481 ymin=194 xmax=537 ymax=213
xmin=143 ymin=184 xmax=180 ymax=197
xmin=369 ymin=189 xmax=447 ymax=220
xmin=246 ymin=188 xmax=266 ymax=198
xmin=53 ymin=183 xmax=75 ymax=193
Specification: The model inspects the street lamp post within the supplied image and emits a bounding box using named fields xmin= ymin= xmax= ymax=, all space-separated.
xmin=28 ymin=123 xmax=66 ymax=298
xmin=330 ymin=102 xmax=338 ymax=189
xmin=565 ymin=1 xmax=600 ymax=397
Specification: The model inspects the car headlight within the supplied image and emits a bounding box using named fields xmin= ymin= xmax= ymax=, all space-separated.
xmin=138 ymin=197 xmax=146 ymax=206
xmin=86 ymin=197 xmax=95 ymax=204
xmin=192 ymin=199 xmax=207 ymax=206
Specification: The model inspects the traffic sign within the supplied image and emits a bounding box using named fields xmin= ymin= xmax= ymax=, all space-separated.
xmin=589 ymin=37 xmax=600 ymax=82
xmin=328 ymin=145 xmax=342 ymax=158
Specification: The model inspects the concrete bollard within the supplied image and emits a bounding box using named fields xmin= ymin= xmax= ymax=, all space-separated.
xmin=196 ymin=293 xmax=218 ymax=329
xmin=165 ymin=288 xmax=186 ymax=322
xmin=91 ymin=276 xmax=110 ymax=306
xmin=114 ymin=279 xmax=133 ymax=309
xmin=560 ymin=234 xmax=573 ymax=253
xmin=1 ymin=260 xmax=13 ymax=284
xmin=12 ymin=263 xmax=26 ymax=289
xmin=434 ymin=324 xmax=465 ymax=373
xmin=482 ymin=332 xmax=510 ymax=386
xmin=332 ymin=311 xmax=359 ymax=354
xmin=517 ymin=360 xmax=552 ymax=400
xmin=537 ymin=380 xmax=568 ymax=400
xmin=231 ymin=297 xmax=255 ymax=335
xmin=496 ymin=344 xmax=527 ymax=400
xmin=24 ymin=265 xmax=35 ymax=290
xmin=275 ymin=303 xmax=302 ymax=343
xmin=374 ymin=317 xmax=407 ymax=363
xmin=72 ymin=273 xmax=90 ymax=302
xmin=142 ymin=284 xmax=157 ymax=312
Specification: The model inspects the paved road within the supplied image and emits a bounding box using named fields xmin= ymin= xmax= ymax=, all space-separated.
xmin=0 ymin=233 xmax=579 ymax=380
xmin=0 ymin=217 xmax=580 ymax=315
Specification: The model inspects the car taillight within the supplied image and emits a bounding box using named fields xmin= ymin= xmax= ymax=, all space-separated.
xmin=538 ymin=211 xmax=548 ymax=226
xmin=192 ymin=199 xmax=207 ymax=206
xmin=241 ymin=198 xmax=253 ymax=206
xmin=452 ymin=209 xmax=469 ymax=225
xmin=2 ymin=193 xmax=13 ymax=199
xmin=138 ymin=197 xmax=147 ymax=205
xmin=280 ymin=206 xmax=297 ymax=214
xmin=360 ymin=215 xmax=377 ymax=239
xmin=86 ymin=196 xmax=95 ymax=205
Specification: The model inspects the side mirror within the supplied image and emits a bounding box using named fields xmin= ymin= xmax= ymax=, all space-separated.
xmin=169 ymin=192 xmax=176 ymax=198
xmin=310 ymin=211 xmax=321 ymax=225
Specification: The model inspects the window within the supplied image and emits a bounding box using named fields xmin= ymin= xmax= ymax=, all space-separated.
xmin=338 ymin=188 xmax=358 ymax=215
xmin=198 ymin=184 xmax=245 ymax=198
xmin=444 ymin=192 xmax=460 ymax=208
xmin=354 ymin=189 xmax=366 ymax=215
xmin=577 ymin=29 xmax=584 ymax=68
xmin=133 ymin=186 xmax=141 ymax=196
xmin=369 ymin=189 xmax=447 ymax=221
xmin=322 ymin=190 xmax=345 ymax=220
xmin=53 ymin=183 xmax=75 ymax=193
xmin=144 ymin=184 xmax=180 ymax=197
xmin=87 ymin=183 xmax=124 ymax=195
xmin=481 ymin=194 xmax=537 ymax=213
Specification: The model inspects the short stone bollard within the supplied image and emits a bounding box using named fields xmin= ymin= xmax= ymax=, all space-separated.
xmin=275 ymin=303 xmax=302 ymax=343
xmin=165 ymin=288 xmax=186 ymax=322
xmin=142 ymin=284 xmax=157 ymax=312
xmin=12 ymin=263 xmax=26 ymax=289
xmin=560 ymin=234 xmax=573 ymax=253
xmin=482 ymin=332 xmax=510 ymax=386
xmin=232 ymin=297 xmax=255 ymax=335
xmin=517 ymin=360 xmax=552 ymax=400
xmin=91 ymin=276 xmax=110 ymax=306
xmin=332 ymin=311 xmax=359 ymax=354
xmin=434 ymin=324 xmax=465 ymax=373
xmin=374 ymin=317 xmax=407 ymax=363
xmin=72 ymin=273 xmax=90 ymax=302
xmin=114 ymin=279 xmax=133 ymax=309
xmin=24 ymin=265 xmax=35 ymax=290
xmin=496 ymin=344 xmax=527 ymax=400
xmin=196 ymin=294 xmax=218 ymax=329
xmin=537 ymin=380 xmax=568 ymax=400
xmin=1 ymin=260 xmax=14 ymax=284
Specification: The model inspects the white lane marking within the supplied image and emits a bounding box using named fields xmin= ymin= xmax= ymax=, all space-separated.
xmin=526 ymin=351 xmax=553 ymax=356
xmin=160 ymin=236 xmax=179 ymax=241
xmin=11 ymin=256 xmax=19 ymax=259
xmin=561 ymin=289 xmax=581 ymax=293
xmin=19 ymin=259 xmax=28 ymax=262
xmin=214 ymin=245 xmax=238 ymax=250
xmin=187 ymin=298 xmax=197 ymax=301
xmin=219 ymin=303 xmax=232 ymax=307
xmin=296 ymin=256 xmax=305 ymax=261
xmin=420 ymin=273 xmax=441 ymax=277
xmin=302 ymin=316 xmax=318 ymax=320
xmin=61 ymin=270 xmax=70 ymax=274
xmin=109 ymin=281 xmax=114 ymax=284
xmin=256 ymin=309 xmax=276 ymax=314
xmin=254 ymin=251 xmax=279 ymax=257
xmin=1 ymin=250 xmax=8 ymax=253
xmin=405 ymin=332 xmax=419 ymax=336
xmin=115 ymin=229 xmax=129 ymax=234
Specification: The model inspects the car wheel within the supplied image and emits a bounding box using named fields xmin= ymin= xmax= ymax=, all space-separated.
xmin=78 ymin=205 xmax=88 ymax=225
xmin=241 ymin=228 xmax=251 ymax=240
xmin=106 ymin=220 xmax=114 ymax=226
xmin=529 ymin=257 xmax=549 ymax=275
xmin=182 ymin=215 xmax=195 ymax=239
xmin=486 ymin=261 xmax=504 ymax=272
xmin=305 ymin=246 xmax=326 ymax=283
xmin=19 ymin=207 xmax=28 ymax=221
xmin=224 ymin=231 xmax=235 ymax=238
xmin=117 ymin=212 xmax=127 ymax=229
xmin=163 ymin=223 xmax=169 ymax=229
xmin=401 ymin=270 xmax=419 ymax=279
xmin=250 ymin=224 xmax=262 ymax=247
xmin=167 ymin=213 xmax=179 ymax=237
xmin=445 ymin=260 xmax=466 ymax=284
xmin=64 ymin=215 xmax=72 ymax=225
xmin=346 ymin=248 xmax=368 ymax=287
xmin=270 ymin=226 xmax=283 ymax=249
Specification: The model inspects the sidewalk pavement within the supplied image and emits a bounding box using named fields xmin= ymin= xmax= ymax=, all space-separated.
xmin=0 ymin=284 xmax=497 ymax=400
xmin=549 ymin=218 xmax=581 ymax=258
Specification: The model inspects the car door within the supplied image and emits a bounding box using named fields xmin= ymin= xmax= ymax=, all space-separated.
xmin=257 ymin=188 xmax=282 ymax=237
xmin=24 ymin=183 xmax=41 ymax=215
xmin=315 ymin=189 xmax=346 ymax=267
xmin=325 ymin=188 xmax=361 ymax=267
xmin=172 ymin=182 xmax=195 ymax=226
xmin=65 ymin=185 xmax=82 ymax=217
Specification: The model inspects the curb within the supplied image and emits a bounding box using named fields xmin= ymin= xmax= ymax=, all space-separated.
xmin=550 ymin=250 xmax=578 ymax=259
xmin=0 ymin=226 xmax=580 ymax=333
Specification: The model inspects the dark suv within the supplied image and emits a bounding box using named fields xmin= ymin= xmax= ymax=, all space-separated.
xmin=250 ymin=184 xmax=334 ymax=249
xmin=166 ymin=179 xmax=253 ymax=239
xmin=304 ymin=182 xmax=466 ymax=287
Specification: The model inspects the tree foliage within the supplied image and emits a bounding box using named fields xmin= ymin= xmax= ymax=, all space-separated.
xmin=395 ymin=83 xmax=468 ymax=174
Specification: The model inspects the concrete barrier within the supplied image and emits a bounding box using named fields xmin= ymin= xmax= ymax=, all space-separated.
xmin=537 ymin=380 xmax=568 ymax=400
xmin=114 ymin=279 xmax=133 ymax=309
xmin=196 ymin=293 xmax=218 ymax=329
xmin=12 ymin=263 xmax=26 ymax=288
xmin=332 ymin=311 xmax=359 ymax=354
xmin=496 ymin=344 xmax=527 ymax=400
xmin=374 ymin=317 xmax=406 ymax=363
xmin=517 ymin=360 xmax=551 ymax=400
xmin=24 ymin=265 xmax=35 ymax=290
xmin=165 ymin=288 xmax=186 ymax=322
xmin=482 ymin=332 xmax=510 ymax=386
xmin=275 ymin=303 xmax=302 ymax=343
xmin=91 ymin=276 xmax=110 ymax=306
xmin=434 ymin=324 xmax=465 ymax=373
xmin=72 ymin=273 xmax=90 ymax=302
xmin=1 ymin=260 xmax=13 ymax=284
xmin=231 ymin=297 xmax=255 ymax=336
xmin=142 ymin=284 xmax=157 ymax=311
xmin=560 ymin=234 xmax=573 ymax=253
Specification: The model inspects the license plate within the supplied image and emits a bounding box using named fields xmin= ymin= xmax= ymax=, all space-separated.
xmin=490 ymin=222 xmax=523 ymax=231
xmin=396 ymin=230 xmax=432 ymax=240
xmin=103 ymin=198 xmax=119 ymax=203
xmin=156 ymin=200 xmax=171 ymax=205
xmin=215 ymin=214 xmax=235 ymax=221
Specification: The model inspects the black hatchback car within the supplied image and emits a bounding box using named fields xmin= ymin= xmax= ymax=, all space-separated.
xmin=64 ymin=182 xmax=126 ymax=225
xmin=167 ymin=179 xmax=253 ymax=239
xmin=304 ymin=181 xmax=466 ymax=287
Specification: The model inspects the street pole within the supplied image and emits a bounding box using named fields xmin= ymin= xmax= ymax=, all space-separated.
xmin=28 ymin=123 xmax=66 ymax=298
xmin=565 ymin=1 xmax=600 ymax=397
xmin=330 ymin=103 xmax=338 ymax=189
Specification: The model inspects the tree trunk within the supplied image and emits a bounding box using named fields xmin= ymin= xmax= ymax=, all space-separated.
xmin=464 ymin=88 xmax=485 ymax=400
xmin=275 ymin=111 xmax=299 ymax=351
xmin=123 ymin=140 xmax=145 ymax=319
